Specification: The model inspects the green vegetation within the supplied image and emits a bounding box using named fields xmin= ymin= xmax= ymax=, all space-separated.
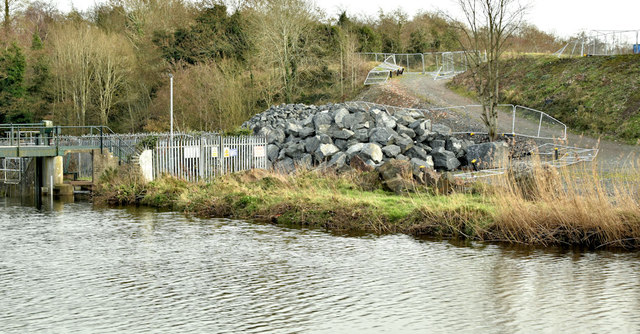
xmin=451 ymin=55 xmax=640 ymax=143
xmin=95 ymin=160 xmax=640 ymax=249
xmin=96 ymin=166 xmax=493 ymax=236
xmin=1 ymin=0 xmax=562 ymax=133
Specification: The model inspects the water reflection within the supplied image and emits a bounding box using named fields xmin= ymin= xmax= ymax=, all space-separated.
xmin=1 ymin=199 xmax=639 ymax=333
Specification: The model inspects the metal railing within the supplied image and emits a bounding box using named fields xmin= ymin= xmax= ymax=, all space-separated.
xmin=360 ymin=51 xmax=486 ymax=82
xmin=345 ymin=101 xmax=567 ymax=140
xmin=0 ymin=123 xmax=139 ymax=163
xmin=364 ymin=55 xmax=404 ymax=85
xmin=0 ymin=157 xmax=25 ymax=184
xmin=152 ymin=133 xmax=267 ymax=182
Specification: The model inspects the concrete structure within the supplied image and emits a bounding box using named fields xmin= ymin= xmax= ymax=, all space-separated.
xmin=0 ymin=122 xmax=135 ymax=203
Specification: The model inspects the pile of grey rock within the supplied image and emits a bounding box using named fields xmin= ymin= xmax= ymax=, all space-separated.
xmin=242 ymin=103 xmax=508 ymax=174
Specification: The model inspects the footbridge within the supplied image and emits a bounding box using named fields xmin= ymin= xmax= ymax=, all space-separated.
xmin=0 ymin=122 xmax=139 ymax=202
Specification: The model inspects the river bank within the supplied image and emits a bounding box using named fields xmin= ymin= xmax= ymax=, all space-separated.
xmin=94 ymin=161 xmax=640 ymax=249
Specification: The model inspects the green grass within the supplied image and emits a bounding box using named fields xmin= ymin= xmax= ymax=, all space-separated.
xmin=95 ymin=167 xmax=493 ymax=237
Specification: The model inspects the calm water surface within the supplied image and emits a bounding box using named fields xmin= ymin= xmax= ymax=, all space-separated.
xmin=1 ymin=199 xmax=639 ymax=333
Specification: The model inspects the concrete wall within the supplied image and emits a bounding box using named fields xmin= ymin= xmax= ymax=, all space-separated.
xmin=43 ymin=156 xmax=63 ymax=188
xmin=139 ymin=149 xmax=154 ymax=182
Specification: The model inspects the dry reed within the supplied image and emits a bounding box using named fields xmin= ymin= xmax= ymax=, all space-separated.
xmin=488 ymin=154 xmax=640 ymax=248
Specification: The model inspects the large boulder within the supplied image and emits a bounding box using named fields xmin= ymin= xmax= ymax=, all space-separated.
xmin=327 ymin=152 xmax=347 ymax=169
xmin=304 ymin=136 xmax=321 ymax=153
xmin=369 ymin=127 xmax=397 ymax=146
xmin=382 ymin=145 xmax=401 ymax=158
xmin=285 ymin=121 xmax=303 ymax=136
xmin=396 ymin=124 xmax=416 ymax=138
xmin=466 ymin=142 xmax=509 ymax=169
xmin=298 ymin=127 xmax=315 ymax=138
xmin=431 ymin=147 xmax=461 ymax=171
xmin=260 ymin=126 xmax=286 ymax=145
xmin=349 ymin=155 xmax=375 ymax=172
xmin=313 ymin=112 xmax=333 ymax=128
xmin=333 ymin=108 xmax=349 ymax=128
xmin=283 ymin=142 xmax=305 ymax=160
xmin=445 ymin=137 xmax=464 ymax=158
xmin=346 ymin=143 xmax=365 ymax=157
xmin=274 ymin=158 xmax=295 ymax=174
xmin=406 ymin=146 xmax=428 ymax=161
xmin=378 ymin=159 xmax=414 ymax=194
xmin=409 ymin=157 xmax=434 ymax=181
xmin=508 ymin=162 xmax=560 ymax=200
xmin=266 ymin=144 xmax=280 ymax=162
xmin=331 ymin=128 xmax=355 ymax=140
xmin=314 ymin=143 xmax=340 ymax=162
xmin=358 ymin=143 xmax=383 ymax=164
xmin=393 ymin=134 xmax=414 ymax=153
xmin=376 ymin=113 xmax=397 ymax=129
xmin=299 ymin=154 xmax=313 ymax=169
xmin=342 ymin=112 xmax=365 ymax=130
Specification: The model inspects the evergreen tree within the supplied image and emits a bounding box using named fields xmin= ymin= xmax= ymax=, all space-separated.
xmin=0 ymin=42 xmax=29 ymax=123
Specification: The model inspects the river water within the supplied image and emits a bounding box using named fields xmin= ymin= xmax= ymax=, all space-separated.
xmin=1 ymin=199 xmax=639 ymax=333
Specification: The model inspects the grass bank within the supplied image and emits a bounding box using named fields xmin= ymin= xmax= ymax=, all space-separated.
xmin=95 ymin=166 xmax=494 ymax=237
xmin=450 ymin=55 xmax=640 ymax=143
xmin=95 ymin=160 xmax=640 ymax=250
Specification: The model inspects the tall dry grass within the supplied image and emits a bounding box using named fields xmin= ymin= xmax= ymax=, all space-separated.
xmin=488 ymin=155 xmax=640 ymax=248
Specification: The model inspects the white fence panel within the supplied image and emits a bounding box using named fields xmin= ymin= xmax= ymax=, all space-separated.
xmin=152 ymin=134 xmax=266 ymax=182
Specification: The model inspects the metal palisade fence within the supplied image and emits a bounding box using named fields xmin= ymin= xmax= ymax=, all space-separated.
xmin=152 ymin=134 xmax=267 ymax=182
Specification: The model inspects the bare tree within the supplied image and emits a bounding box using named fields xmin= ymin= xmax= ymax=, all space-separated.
xmin=51 ymin=23 xmax=135 ymax=126
xmin=93 ymin=32 xmax=134 ymax=125
xmin=454 ymin=0 xmax=527 ymax=140
xmin=250 ymin=0 xmax=316 ymax=103
xmin=3 ymin=0 xmax=21 ymax=32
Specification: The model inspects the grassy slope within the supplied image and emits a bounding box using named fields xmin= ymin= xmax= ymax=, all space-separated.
xmin=450 ymin=55 xmax=640 ymax=143
xmin=95 ymin=167 xmax=493 ymax=237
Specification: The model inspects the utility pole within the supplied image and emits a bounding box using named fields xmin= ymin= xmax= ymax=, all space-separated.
xmin=169 ymin=73 xmax=174 ymax=143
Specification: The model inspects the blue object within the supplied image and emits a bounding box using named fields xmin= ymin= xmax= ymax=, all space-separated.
xmin=634 ymin=44 xmax=640 ymax=54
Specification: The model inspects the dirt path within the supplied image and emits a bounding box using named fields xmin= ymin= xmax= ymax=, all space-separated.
xmin=358 ymin=74 xmax=638 ymax=172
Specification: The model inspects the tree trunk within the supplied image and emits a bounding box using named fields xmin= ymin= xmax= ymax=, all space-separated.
xmin=4 ymin=0 xmax=9 ymax=32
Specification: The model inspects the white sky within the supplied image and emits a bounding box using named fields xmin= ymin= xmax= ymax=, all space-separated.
xmin=54 ymin=0 xmax=640 ymax=37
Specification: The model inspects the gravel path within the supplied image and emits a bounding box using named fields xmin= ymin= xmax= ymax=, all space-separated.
xmin=357 ymin=74 xmax=639 ymax=172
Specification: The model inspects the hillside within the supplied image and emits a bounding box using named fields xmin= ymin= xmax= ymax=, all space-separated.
xmin=450 ymin=55 xmax=640 ymax=143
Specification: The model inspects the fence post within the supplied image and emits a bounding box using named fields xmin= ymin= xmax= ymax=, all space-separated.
xmin=512 ymin=105 xmax=516 ymax=135
xmin=537 ymin=113 xmax=543 ymax=138
xmin=219 ymin=134 xmax=224 ymax=176
xmin=99 ymin=127 xmax=103 ymax=154
xmin=118 ymin=138 xmax=122 ymax=165
xmin=199 ymin=136 xmax=204 ymax=181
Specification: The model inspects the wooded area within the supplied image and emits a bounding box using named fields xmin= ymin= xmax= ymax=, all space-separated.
xmin=0 ymin=0 xmax=563 ymax=133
